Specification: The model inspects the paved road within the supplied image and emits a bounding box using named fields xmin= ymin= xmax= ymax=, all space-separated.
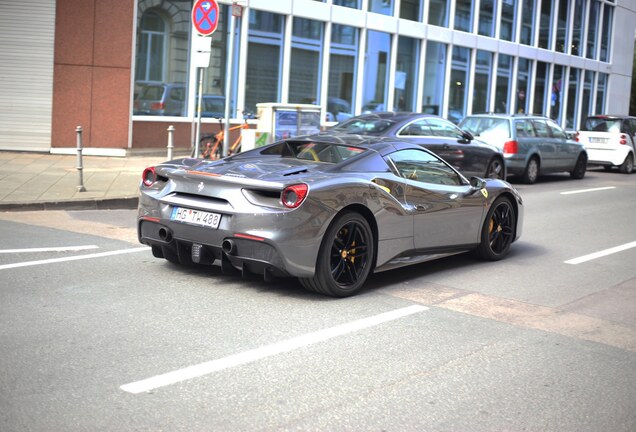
xmin=1 ymin=168 xmax=635 ymax=431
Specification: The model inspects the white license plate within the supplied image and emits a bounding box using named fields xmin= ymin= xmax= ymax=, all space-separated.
xmin=589 ymin=137 xmax=608 ymax=143
xmin=170 ymin=207 xmax=221 ymax=229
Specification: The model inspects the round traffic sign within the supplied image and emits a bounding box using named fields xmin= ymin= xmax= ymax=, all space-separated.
xmin=192 ymin=0 xmax=219 ymax=36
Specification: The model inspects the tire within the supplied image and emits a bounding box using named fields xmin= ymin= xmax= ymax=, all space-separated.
xmin=299 ymin=211 xmax=374 ymax=297
xmin=476 ymin=197 xmax=516 ymax=261
xmin=521 ymin=157 xmax=539 ymax=184
xmin=619 ymin=153 xmax=634 ymax=174
xmin=486 ymin=157 xmax=506 ymax=179
xmin=570 ymin=153 xmax=587 ymax=179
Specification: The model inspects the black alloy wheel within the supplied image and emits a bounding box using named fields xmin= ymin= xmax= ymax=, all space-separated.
xmin=570 ymin=153 xmax=588 ymax=179
xmin=476 ymin=197 xmax=516 ymax=261
xmin=300 ymin=211 xmax=374 ymax=297
xmin=619 ymin=153 xmax=634 ymax=174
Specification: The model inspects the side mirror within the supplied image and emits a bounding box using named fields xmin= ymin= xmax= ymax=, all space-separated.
xmin=469 ymin=176 xmax=487 ymax=191
xmin=458 ymin=130 xmax=474 ymax=144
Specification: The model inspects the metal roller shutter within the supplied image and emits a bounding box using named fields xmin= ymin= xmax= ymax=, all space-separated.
xmin=0 ymin=0 xmax=55 ymax=151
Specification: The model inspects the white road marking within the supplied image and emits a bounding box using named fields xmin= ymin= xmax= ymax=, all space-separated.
xmin=0 ymin=245 xmax=99 ymax=254
xmin=120 ymin=304 xmax=428 ymax=394
xmin=560 ymin=186 xmax=616 ymax=195
xmin=0 ymin=247 xmax=149 ymax=271
xmin=565 ymin=241 xmax=636 ymax=264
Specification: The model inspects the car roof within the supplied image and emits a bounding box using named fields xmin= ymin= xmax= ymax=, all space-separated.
xmin=585 ymin=114 xmax=635 ymax=120
xmin=291 ymin=132 xmax=428 ymax=155
xmin=344 ymin=112 xmax=443 ymax=122
xmin=464 ymin=113 xmax=550 ymax=120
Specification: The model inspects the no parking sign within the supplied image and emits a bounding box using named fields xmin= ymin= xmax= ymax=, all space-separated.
xmin=192 ymin=0 xmax=219 ymax=36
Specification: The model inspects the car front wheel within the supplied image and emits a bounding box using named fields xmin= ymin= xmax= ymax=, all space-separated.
xmin=570 ymin=153 xmax=587 ymax=179
xmin=521 ymin=157 xmax=539 ymax=184
xmin=476 ymin=197 xmax=516 ymax=261
xmin=486 ymin=157 xmax=506 ymax=179
xmin=300 ymin=211 xmax=374 ymax=297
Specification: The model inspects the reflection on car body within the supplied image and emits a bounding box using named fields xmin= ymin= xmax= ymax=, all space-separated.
xmin=138 ymin=134 xmax=523 ymax=297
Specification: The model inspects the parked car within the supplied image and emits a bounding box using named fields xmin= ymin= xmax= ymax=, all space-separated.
xmin=575 ymin=115 xmax=636 ymax=173
xmin=138 ymin=134 xmax=523 ymax=297
xmin=134 ymin=83 xmax=185 ymax=116
xmin=459 ymin=114 xmax=588 ymax=184
xmin=328 ymin=112 xmax=507 ymax=179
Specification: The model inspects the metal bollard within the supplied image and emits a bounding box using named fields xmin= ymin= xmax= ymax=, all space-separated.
xmin=167 ymin=125 xmax=175 ymax=160
xmin=75 ymin=126 xmax=86 ymax=192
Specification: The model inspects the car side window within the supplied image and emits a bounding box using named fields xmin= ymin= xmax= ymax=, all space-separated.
xmin=424 ymin=118 xmax=464 ymax=139
xmin=398 ymin=120 xmax=432 ymax=136
xmin=531 ymin=120 xmax=550 ymax=138
xmin=545 ymin=119 xmax=567 ymax=139
xmin=388 ymin=149 xmax=462 ymax=186
xmin=515 ymin=120 xmax=535 ymax=138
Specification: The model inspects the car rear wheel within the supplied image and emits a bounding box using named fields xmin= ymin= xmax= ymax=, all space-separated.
xmin=570 ymin=153 xmax=587 ymax=179
xmin=619 ymin=153 xmax=634 ymax=174
xmin=521 ymin=157 xmax=539 ymax=184
xmin=476 ymin=197 xmax=516 ymax=261
xmin=486 ymin=157 xmax=505 ymax=179
xmin=299 ymin=211 xmax=374 ymax=297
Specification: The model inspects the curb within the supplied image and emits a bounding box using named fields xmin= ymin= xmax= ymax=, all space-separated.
xmin=0 ymin=197 xmax=139 ymax=212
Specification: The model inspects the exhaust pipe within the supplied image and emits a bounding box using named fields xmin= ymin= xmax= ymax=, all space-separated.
xmin=158 ymin=227 xmax=173 ymax=242
xmin=222 ymin=239 xmax=237 ymax=255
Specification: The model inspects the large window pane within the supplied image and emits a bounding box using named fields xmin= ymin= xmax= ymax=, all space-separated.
xmin=555 ymin=0 xmax=569 ymax=53
xmin=596 ymin=73 xmax=608 ymax=113
xmin=428 ymin=0 xmax=449 ymax=27
xmin=333 ymin=0 xmax=360 ymax=8
xmin=472 ymin=50 xmax=493 ymax=114
xmin=551 ymin=65 xmax=564 ymax=122
xmin=134 ymin=1 xmax=190 ymax=117
xmin=362 ymin=30 xmax=391 ymax=112
xmin=245 ymin=11 xmax=284 ymax=114
xmin=520 ymin=0 xmax=536 ymax=46
xmin=400 ymin=0 xmax=420 ymax=21
xmin=454 ymin=0 xmax=473 ymax=33
xmin=500 ymin=0 xmax=516 ymax=42
xmin=538 ymin=0 xmax=552 ymax=49
xmin=572 ymin=0 xmax=585 ymax=56
xmin=581 ymin=70 xmax=594 ymax=123
xmin=495 ymin=54 xmax=513 ymax=113
xmin=600 ymin=5 xmax=613 ymax=62
xmin=327 ymin=24 xmax=358 ymax=121
xmin=289 ymin=18 xmax=323 ymax=105
xmin=534 ymin=61 xmax=549 ymax=114
xmin=449 ymin=46 xmax=471 ymax=123
xmin=587 ymin=1 xmax=600 ymax=59
xmin=478 ymin=0 xmax=496 ymax=37
xmin=395 ymin=36 xmax=419 ymax=111
xmin=516 ymin=58 xmax=532 ymax=113
xmin=566 ymin=68 xmax=580 ymax=129
xmin=422 ymin=41 xmax=447 ymax=116
xmin=369 ymin=0 xmax=393 ymax=16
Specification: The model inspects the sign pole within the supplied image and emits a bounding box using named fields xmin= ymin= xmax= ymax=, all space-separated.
xmin=195 ymin=67 xmax=204 ymax=158
xmin=223 ymin=12 xmax=236 ymax=157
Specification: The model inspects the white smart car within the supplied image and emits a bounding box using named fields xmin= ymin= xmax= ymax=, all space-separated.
xmin=576 ymin=115 xmax=636 ymax=174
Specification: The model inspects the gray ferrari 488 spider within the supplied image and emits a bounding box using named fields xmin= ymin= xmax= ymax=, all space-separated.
xmin=137 ymin=134 xmax=523 ymax=297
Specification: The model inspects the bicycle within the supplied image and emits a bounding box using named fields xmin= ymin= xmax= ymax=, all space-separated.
xmin=199 ymin=117 xmax=250 ymax=160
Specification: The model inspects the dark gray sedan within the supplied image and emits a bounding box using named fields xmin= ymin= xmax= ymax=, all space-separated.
xmin=138 ymin=134 xmax=523 ymax=297
xmin=329 ymin=112 xmax=507 ymax=179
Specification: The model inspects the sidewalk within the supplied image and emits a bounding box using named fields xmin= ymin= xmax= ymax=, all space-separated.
xmin=0 ymin=151 xmax=171 ymax=211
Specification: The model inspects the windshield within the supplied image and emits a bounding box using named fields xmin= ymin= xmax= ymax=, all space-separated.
xmin=582 ymin=117 xmax=622 ymax=133
xmin=460 ymin=117 xmax=511 ymax=139
xmin=260 ymin=141 xmax=366 ymax=163
xmin=331 ymin=118 xmax=394 ymax=135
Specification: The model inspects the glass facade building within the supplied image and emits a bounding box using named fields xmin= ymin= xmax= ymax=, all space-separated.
xmin=130 ymin=0 xmax=626 ymax=136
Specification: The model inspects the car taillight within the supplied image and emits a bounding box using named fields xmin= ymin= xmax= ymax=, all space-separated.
xmin=151 ymin=102 xmax=165 ymax=110
xmin=573 ymin=132 xmax=580 ymax=142
xmin=620 ymin=134 xmax=627 ymax=145
xmin=503 ymin=140 xmax=518 ymax=155
xmin=281 ymin=184 xmax=308 ymax=208
xmin=142 ymin=167 xmax=157 ymax=187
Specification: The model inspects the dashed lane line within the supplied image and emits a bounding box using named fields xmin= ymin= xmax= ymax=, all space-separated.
xmin=0 ymin=247 xmax=149 ymax=271
xmin=0 ymin=245 xmax=99 ymax=254
xmin=565 ymin=241 xmax=636 ymax=265
xmin=560 ymin=186 xmax=616 ymax=195
xmin=120 ymin=304 xmax=428 ymax=394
